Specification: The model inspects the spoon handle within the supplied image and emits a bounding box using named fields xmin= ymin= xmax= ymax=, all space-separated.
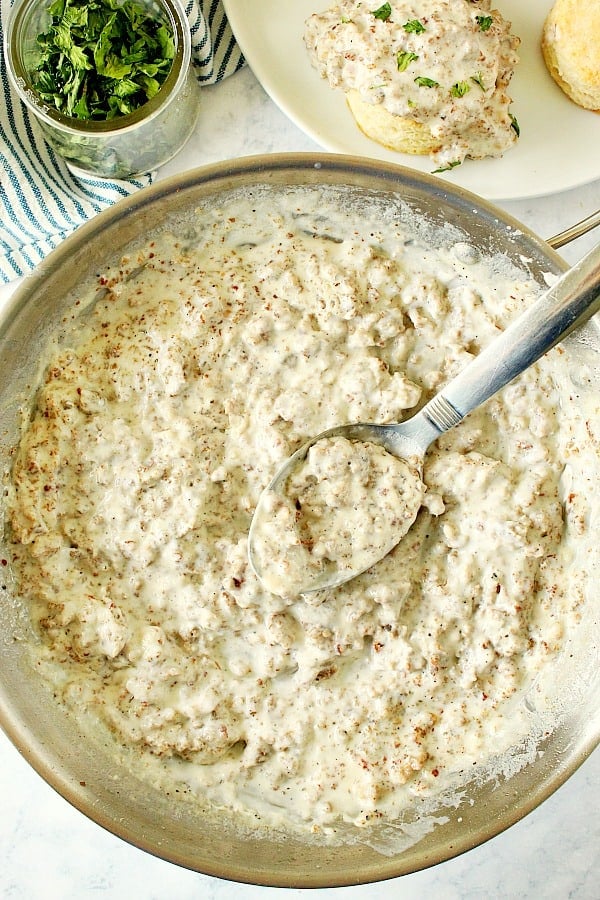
xmin=428 ymin=242 xmax=600 ymax=429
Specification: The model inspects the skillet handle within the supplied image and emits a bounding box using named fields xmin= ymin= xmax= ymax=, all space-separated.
xmin=548 ymin=208 xmax=600 ymax=249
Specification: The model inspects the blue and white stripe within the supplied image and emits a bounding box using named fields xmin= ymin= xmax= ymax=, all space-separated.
xmin=188 ymin=1 xmax=244 ymax=84
xmin=0 ymin=0 xmax=244 ymax=283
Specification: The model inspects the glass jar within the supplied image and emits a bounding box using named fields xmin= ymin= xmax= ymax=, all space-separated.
xmin=4 ymin=0 xmax=201 ymax=179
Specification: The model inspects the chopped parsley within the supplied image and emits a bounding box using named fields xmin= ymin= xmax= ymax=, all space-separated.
xmin=31 ymin=0 xmax=175 ymax=120
xmin=475 ymin=15 xmax=493 ymax=31
xmin=432 ymin=160 xmax=462 ymax=173
xmin=450 ymin=81 xmax=471 ymax=98
xmin=396 ymin=51 xmax=419 ymax=72
xmin=471 ymin=72 xmax=485 ymax=90
xmin=403 ymin=19 xmax=425 ymax=34
xmin=371 ymin=3 xmax=391 ymax=21
xmin=509 ymin=113 xmax=520 ymax=136
xmin=414 ymin=76 xmax=439 ymax=88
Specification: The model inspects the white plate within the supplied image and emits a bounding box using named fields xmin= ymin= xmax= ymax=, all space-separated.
xmin=222 ymin=0 xmax=600 ymax=201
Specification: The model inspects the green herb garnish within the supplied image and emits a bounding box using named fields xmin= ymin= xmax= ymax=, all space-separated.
xmin=32 ymin=0 xmax=175 ymax=120
xmin=372 ymin=3 xmax=391 ymax=21
xmin=471 ymin=72 xmax=485 ymax=90
xmin=450 ymin=81 xmax=470 ymax=98
xmin=396 ymin=51 xmax=419 ymax=72
xmin=475 ymin=15 xmax=493 ymax=31
xmin=509 ymin=113 xmax=520 ymax=136
xmin=432 ymin=160 xmax=462 ymax=173
xmin=414 ymin=76 xmax=439 ymax=88
xmin=403 ymin=19 xmax=425 ymax=34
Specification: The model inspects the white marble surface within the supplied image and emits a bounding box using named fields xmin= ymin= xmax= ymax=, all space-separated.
xmin=1 ymin=64 xmax=599 ymax=899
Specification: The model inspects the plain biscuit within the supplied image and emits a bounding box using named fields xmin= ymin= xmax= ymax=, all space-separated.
xmin=542 ymin=0 xmax=600 ymax=111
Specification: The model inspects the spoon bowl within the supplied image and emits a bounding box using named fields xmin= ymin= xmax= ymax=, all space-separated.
xmin=248 ymin=421 xmax=428 ymax=594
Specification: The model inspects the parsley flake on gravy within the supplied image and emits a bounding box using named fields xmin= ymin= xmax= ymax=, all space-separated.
xmin=371 ymin=2 xmax=391 ymax=21
xmin=414 ymin=76 xmax=439 ymax=88
xmin=451 ymin=80 xmax=471 ymax=97
xmin=476 ymin=15 xmax=493 ymax=32
xmin=402 ymin=19 xmax=425 ymax=34
xmin=396 ymin=50 xmax=419 ymax=72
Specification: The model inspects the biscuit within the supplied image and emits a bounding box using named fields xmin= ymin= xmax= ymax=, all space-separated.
xmin=306 ymin=1 xmax=520 ymax=165
xmin=345 ymin=90 xmax=439 ymax=156
xmin=542 ymin=0 xmax=600 ymax=111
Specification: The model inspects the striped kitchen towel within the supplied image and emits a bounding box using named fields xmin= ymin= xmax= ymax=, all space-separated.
xmin=0 ymin=0 xmax=244 ymax=283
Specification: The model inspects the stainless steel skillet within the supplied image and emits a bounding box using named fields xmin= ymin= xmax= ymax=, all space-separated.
xmin=0 ymin=154 xmax=598 ymax=888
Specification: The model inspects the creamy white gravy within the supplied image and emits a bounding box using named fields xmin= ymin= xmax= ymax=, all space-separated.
xmin=251 ymin=436 xmax=431 ymax=596
xmin=305 ymin=0 xmax=520 ymax=167
xmin=7 ymin=185 xmax=598 ymax=835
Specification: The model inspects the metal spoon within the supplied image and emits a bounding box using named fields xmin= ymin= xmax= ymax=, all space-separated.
xmin=248 ymin=242 xmax=600 ymax=595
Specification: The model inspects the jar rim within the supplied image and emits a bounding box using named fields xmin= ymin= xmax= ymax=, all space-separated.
xmin=3 ymin=0 xmax=192 ymax=136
